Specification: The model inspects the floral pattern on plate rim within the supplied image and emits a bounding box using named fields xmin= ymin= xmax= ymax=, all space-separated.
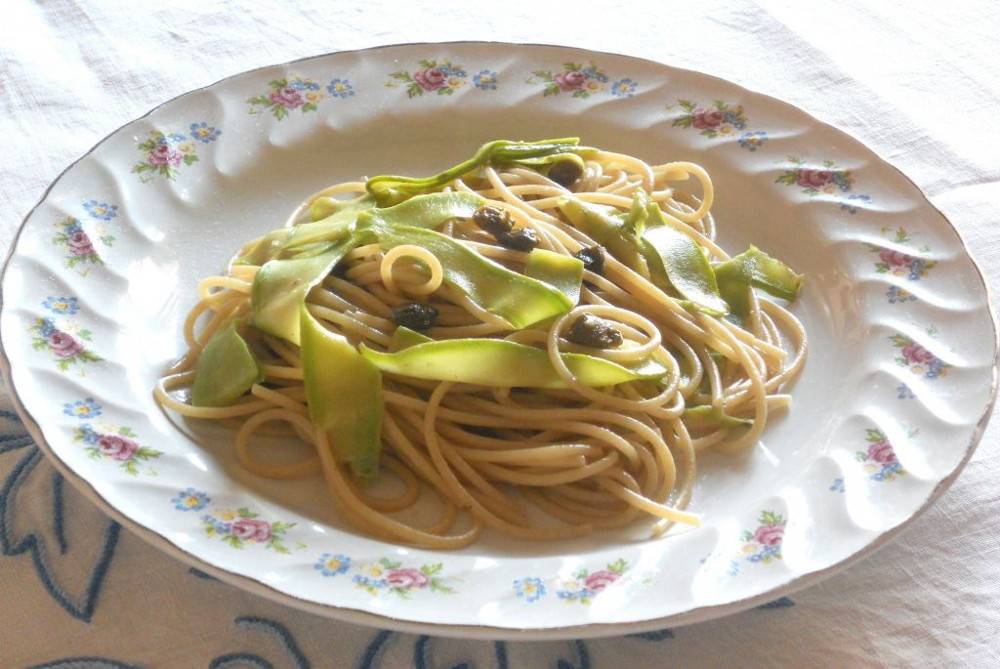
xmin=43 ymin=296 xmax=79 ymax=316
xmin=314 ymin=552 xmax=351 ymax=577
xmin=132 ymin=123 xmax=220 ymax=182
xmin=508 ymin=560 xmax=631 ymax=604
xmin=472 ymin=69 xmax=499 ymax=91
xmin=172 ymin=487 xmax=210 ymax=512
xmin=868 ymin=227 xmax=936 ymax=303
xmin=125 ymin=530 xmax=637 ymax=602
xmin=856 ymin=428 xmax=906 ymax=482
xmin=63 ymin=397 xmax=102 ymax=419
xmin=52 ymin=200 xmax=118 ymax=274
xmin=832 ymin=427 xmax=910 ymax=490
xmin=776 ymin=157 xmax=872 ymax=213
xmin=527 ymin=61 xmax=635 ymax=99
xmin=28 ymin=298 xmax=102 ymax=373
xmin=387 ymin=60 xmax=476 ymax=97
xmin=669 ymin=99 xmax=769 ymax=151
xmin=889 ymin=327 xmax=949 ymax=380
xmin=555 ymin=558 xmax=628 ymax=604
xmin=312 ymin=553 xmax=455 ymax=598
xmin=197 ymin=506 xmax=300 ymax=554
xmin=352 ymin=557 xmax=456 ymax=597
xmin=609 ymin=77 xmax=638 ymax=98
xmin=248 ymin=76 xmax=332 ymax=119
xmin=513 ymin=576 xmax=547 ymax=603
xmin=729 ymin=511 xmax=786 ymax=576
xmin=74 ymin=421 xmax=161 ymax=476
xmin=326 ymin=77 xmax=355 ymax=99
xmin=53 ymin=217 xmax=104 ymax=273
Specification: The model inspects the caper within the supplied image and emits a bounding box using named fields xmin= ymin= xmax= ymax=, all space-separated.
xmin=565 ymin=314 xmax=623 ymax=349
xmin=573 ymin=245 xmax=605 ymax=276
xmin=392 ymin=303 xmax=439 ymax=331
xmin=497 ymin=227 xmax=539 ymax=252
xmin=548 ymin=159 xmax=583 ymax=188
xmin=472 ymin=205 xmax=513 ymax=237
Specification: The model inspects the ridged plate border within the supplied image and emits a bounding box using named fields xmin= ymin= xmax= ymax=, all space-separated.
xmin=0 ymin=42 xmax=996 ymax=639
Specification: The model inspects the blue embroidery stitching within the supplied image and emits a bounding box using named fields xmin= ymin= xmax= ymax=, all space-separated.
xmin=0 ymin=429 xmax=35 ymax=453
xmin=52 ymin=473 xmax=68 ymax=554
xmin=493 ymin=641 xmax=509 ymax=669
xmin=414 ymin=635 xmax=508 ymax=669
xmin=188 ymin=566 xmax=220 ymax=581
xmin=413 ymin=635 xmax=432 ymax=669
xmin=627 ymin=628 xmax=675 ymax=640
xmin=358 ymin=630 xmax=394 ymax=669
xmin=209 ymin=655 xmax=274 ymax=669
xmin=757 ymin=596 xmax=795 ymax=609
xmin=28 ymin=658 xmax=143 ymax=669
xmin=208 ymin=616 xmax=310 ymax=669
xmin=0 ymin=436 xmax=121 ymax=622
xmin=556 ymin=640 xmax=591 ymax=669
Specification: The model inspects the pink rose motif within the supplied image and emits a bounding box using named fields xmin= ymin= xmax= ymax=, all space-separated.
xmin=67 ymin=231 xmax=96 ymax=256
xmin=584 ymin=569 xmax=620 ymax=593
xmin=902 ymin=343 xmax=935 ymax=365
xmin=231 ymin=518 xmax=272 ymax=542
xmin=691 ymin=108 xmax=725 ymax=129
xmin=753 ymin=524 xmax=784 ymax=547
xmin=269 ymin=87 xmax=304 ymax=109
xmin=867 ymin=441 xmax=897 ymax=465
xmin=796 ymin=169 xmax=833 ymax=189
xmin=97 ymin=434 xmax=138 ymax=461
xmin=148 ymin=143 xmax=181 ymax=167
xmin=554 ymin=70 xmax=587 ymax=92
xmin=413 ymin=68 xmax=447 ymax=91
xmin=385 ymin=567 xmax=429 ymax=589
xmin=48 ymin=331 xmax=83 ymax=358
xmin=879 ymin=249 xmax=912 ymax=268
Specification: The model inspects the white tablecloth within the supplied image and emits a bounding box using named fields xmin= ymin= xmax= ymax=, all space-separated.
xmin=2 ymin=1 xmax=999 ymax=666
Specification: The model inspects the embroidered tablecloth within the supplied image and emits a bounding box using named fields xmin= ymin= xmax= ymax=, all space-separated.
xmin=2 ymin=1 xmax=999 ymax=666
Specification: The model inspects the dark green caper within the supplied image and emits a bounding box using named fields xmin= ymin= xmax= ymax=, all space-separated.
xmin=392 ymin=303 xmax=439 ymax=331
xmin=573 ymin=245 xmax=605 ymax=276
xmin=472 ymin=205 xmax=513 ymax=237
xmin=548 ymin=159 xmax=583 ymax=188
xmin=497 ymin=227 xmax=539 ymax=252
xmin=565 ymin=314 xmax=623 ymax=349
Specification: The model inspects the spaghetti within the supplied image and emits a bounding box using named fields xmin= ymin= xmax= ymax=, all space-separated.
xmin=154 ymin=138 xmax=806 ymax=549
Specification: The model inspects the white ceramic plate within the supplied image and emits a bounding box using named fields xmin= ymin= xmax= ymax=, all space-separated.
xmin=1 ymin=43 xmax=996 ymax=639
